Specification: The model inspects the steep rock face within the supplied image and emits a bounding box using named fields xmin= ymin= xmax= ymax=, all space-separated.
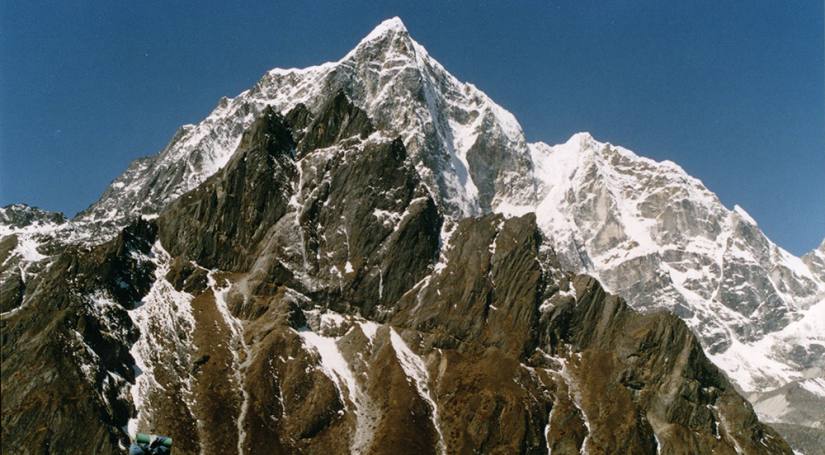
xmin=156 ymin=90 xmax=441 ymax=318
xmin=540 ymin=275 xmax=781 ymax=454
xmin=289 ymin=93 xmax=440 ymax=313
xmin=295 ymin=91 xmax=373 ymax=157
xmin=391 ymin=213 xmax=544 ymax=358
xmin=158 ymin=106 xmax=297 ymax=271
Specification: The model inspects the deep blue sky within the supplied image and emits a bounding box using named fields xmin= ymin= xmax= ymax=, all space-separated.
xmin=1 ymin=1 xmax=822 ymax=254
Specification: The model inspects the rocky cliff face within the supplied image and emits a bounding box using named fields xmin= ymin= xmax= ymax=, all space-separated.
xmin=1 ymin=16 xmax=817 ymax=454
xmin=1 ymin=91 xmax=791 ymax=454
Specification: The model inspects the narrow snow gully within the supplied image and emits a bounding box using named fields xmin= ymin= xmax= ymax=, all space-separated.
xmin=545 ymin=401 xmax=556 ymax=455
xmin=207 ymin=272 xmax=252 ymax=455
xmin=554 ymin=354 xmax=591 ymax=455
xmin=389 ymin=328 xmax=446 ymax=455
xmin=297 ymin=315 xmax=376 ymax=453
xmin=288 ymin=158 xmax=310 ymax=274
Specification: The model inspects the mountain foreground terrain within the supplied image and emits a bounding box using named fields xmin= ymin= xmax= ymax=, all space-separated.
xmin=2 ymin=17 xmax=822 ymax=454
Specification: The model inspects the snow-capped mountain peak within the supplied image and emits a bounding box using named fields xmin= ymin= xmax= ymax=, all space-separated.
xmin=13 ymin=22 xmax=824 ymax=399
xmin=3 ymin=16 xmax=821 ymax=453
xmin=78 ymin=18 xmax=534 ymax=228
xmin=345 ymin=16 xmax=410 ymax=55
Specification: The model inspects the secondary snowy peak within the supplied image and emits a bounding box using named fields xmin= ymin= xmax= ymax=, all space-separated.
xmin=79 ymin=17 xmax=534 ymax=231
xmin=503 ymin=132 xmax=825 ymax=394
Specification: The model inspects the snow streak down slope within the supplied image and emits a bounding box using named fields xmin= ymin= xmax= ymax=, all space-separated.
xmin=498 ymin=133 xmax=824 ymax=394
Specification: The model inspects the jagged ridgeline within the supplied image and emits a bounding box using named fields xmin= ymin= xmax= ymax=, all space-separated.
xmin=3 ymin=16 xmax=820 ymax=455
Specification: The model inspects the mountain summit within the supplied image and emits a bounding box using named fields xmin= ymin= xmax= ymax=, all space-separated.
xmin=78 ymin=16 xmax=535 ymax=229
xmin=2 ymin=18 xmax=819 ymax=454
